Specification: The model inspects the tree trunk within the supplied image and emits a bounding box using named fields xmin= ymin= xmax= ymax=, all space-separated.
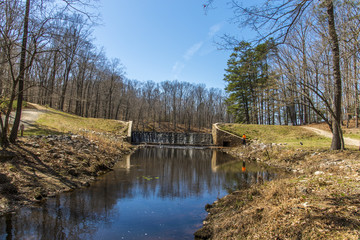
xmin=327 ymin=0 xmax=343 ymax=150
xmin=9 ymin=0 xmax=31 ymax=143
xmin=354 ymin=52 xmax=358 ymax=128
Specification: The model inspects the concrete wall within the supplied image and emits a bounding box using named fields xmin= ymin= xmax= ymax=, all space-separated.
xmin=123 ymin=121 xmax=133 ymax=143
xmin=212 ymin=123 xmax=243 ymax=147
xmin=131 ymin=131 xmax=213 ymax=146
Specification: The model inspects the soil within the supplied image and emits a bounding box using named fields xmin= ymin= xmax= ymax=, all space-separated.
xmin=0 ymin=134 xmax=135 ymax=216
xmin=194 ymin=142 xmax=360 ymax=239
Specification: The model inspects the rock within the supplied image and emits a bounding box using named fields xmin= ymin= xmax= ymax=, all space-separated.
xmin=194 ymin=226 xmax=213 ymax=240
xmin=0 ymin=174 xmax=9 ymax=184
xmin=314 ymin=171 xmax=324 ymax=175
xmin=65 ymin=150 xmax=74 ymax=155
xmin=52 ymin=153 xmax=64 ymax=159
xmin=0 ymin=151 xmax=16 ymax=161
xmin=68 ymin=169 xmax=79 ymax=177
xmin=297 ymin=186 xmax=311 ymax=194
xmin=83 ymin=149 xmax=91 ymax=154
xmin=82 ymin=182 xmax=90 ymax=187
xmin=302 ymin=202 xmax=309 ymax=207
xmin=1 ymin=183 xmax=18 ymax=194
xmin=48 ymin=148 xmax=57 ymax=153
xmin=205 ymin=203 xmax=212 ymax=211
xmin=24 ymin=142 xmax=33 ymax=147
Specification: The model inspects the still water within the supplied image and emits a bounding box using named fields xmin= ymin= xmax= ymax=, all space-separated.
xmin=0 ymin=147 xmax=278 ymax=240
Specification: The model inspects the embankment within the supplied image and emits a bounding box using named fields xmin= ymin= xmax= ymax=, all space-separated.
xmin=0 ymin=133 xmax=135 ymax=216
xmin=195 ymin=142 xmax=360 ymax=239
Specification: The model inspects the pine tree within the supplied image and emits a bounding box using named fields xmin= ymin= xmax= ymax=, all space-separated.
xmin=224 ymin=41 xmax=275 ymax=123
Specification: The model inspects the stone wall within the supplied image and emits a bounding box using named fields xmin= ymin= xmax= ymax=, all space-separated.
xmin=212 ymin=123 xmax=243 ymax=147
xmin=131 ymin=131 xmax=213 ymax=146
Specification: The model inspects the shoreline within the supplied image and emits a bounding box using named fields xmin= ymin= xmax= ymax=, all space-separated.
xmin=0 ymin=134 xmax=136 ymax=216
xmin=195 ymin=143 xmax=360 ymax=239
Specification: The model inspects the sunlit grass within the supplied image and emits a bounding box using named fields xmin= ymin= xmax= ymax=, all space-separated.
xmin=343 ymin=129 xmax=360 ymax=140
xmin=22 ymin=107 xmax=132 ymax=153
xmin=30 ymin=107 xmax=128 ymax=136
xmin=219 ymin=123 xmax=332 ymax=150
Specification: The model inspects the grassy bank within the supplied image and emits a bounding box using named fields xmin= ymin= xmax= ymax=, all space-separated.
xmin=220 ymin=123 xmax=333 ymax=149
xmin=0 ymin=105 xmax=134 ymax=215
xmin=24 ymin=106 xmax=128 ymax=135
xmin=25 ymin=105 xmax=132 ymax=153
xmin=195 ymin=124 xmax=360 ymax=239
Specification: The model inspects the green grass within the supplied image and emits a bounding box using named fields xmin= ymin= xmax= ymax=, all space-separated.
xmin=219 ymin=123 xmax=332 ymax=150
xmin=23 ymin=127 xmax=63 ymax=136
xmin=343 ymin=131 xmax=360 ymax=140
xmin=28 ymin=107 xmax=128 ymax=136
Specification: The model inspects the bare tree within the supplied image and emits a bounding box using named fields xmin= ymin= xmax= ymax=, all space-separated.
xmin=206 ymin=0 xmax=345 ymax=149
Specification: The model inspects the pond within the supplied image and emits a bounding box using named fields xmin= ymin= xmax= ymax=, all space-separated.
xmin=0 ymin=146 xmax=279 ymax=240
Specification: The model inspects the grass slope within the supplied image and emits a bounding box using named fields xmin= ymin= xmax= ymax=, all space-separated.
xmin=0 ymin=105 xmax=134 ymax=215
xmin=195 ymin=123 xmax=360 ymax=239
xmin=25 ymin=107 xmax=128 ymax=136
xmin=219 ymin=123 xmax=333 ymax=149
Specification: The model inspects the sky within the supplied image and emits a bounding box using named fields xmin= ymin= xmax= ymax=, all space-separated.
xmin=92 ymin=0 xmax=252 ymax=90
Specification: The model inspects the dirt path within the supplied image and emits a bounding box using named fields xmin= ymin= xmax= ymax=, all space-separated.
xmin=18 ymin=109 xmax=46 ymax=128
xmin=302 ymin=126 xmax=360 ymax=147
xmin=2 ymin=103 xmax=47 ymax=129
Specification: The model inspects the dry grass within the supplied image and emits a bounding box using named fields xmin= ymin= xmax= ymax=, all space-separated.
xmin=197 ymin=122 xmax=360 ymax=239
xmin=23 ymin=107 xmax=132 ymax=152
xmin=197 ymin=149 xmax=360 ymax=239
xmin=0 ymin=134 xmax=134 ymax=215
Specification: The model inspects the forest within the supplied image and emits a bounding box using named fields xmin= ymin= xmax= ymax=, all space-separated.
xmin=0 ymin=0 xmax=231 ymax=148
xmin=2 ymin=0 xmax=360 ymax=150
xmin=207 ymin=0 xmax=360 ymax=150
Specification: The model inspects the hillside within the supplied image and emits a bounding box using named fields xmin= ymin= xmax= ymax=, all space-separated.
xmin=0 ymin=105 xmax=134 ymax=215
xmin=219 ymin=123 xmax=332 ymax=149
xmin=195 ymin=123 xmax=360 ymax=239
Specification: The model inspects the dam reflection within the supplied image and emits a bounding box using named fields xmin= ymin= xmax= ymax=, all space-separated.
xmin=0 ymin=147 xmax=279 ymax=240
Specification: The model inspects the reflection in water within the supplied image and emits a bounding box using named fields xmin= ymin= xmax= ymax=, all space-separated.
xmin=0 ymin=147 xmax=279 ymax=240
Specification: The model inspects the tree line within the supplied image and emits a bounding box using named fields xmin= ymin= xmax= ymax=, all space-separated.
xmin=0 ymin=0 xmax=231 ymax=148
xmin=208 ymin=0 xmax=359 ymax=150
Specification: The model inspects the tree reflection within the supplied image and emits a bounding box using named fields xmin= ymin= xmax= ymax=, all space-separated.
xmin=0 ymin=147 xmax=278 ymax=239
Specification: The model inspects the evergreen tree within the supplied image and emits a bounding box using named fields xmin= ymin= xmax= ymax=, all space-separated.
xmin=224 ymin=40 xmax=275 ymax=123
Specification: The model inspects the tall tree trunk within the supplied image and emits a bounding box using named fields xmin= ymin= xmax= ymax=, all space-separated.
xmin=327 ymin=0 xmax=344 ymax=150
xmin=9 ymin=0 xmax=31 ymax=143
xmin=354 ymin=52 xmax=358 ymax=128
xmin=48 ymin=51 xmax=58 ymax=108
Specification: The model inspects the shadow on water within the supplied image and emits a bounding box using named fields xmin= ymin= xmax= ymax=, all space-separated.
xmin=0 ymin=146 xmax=281 ymax=240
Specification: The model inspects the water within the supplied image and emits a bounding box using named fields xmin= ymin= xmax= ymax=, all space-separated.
xmin=0 ymin=147 xmax=279 ymax=240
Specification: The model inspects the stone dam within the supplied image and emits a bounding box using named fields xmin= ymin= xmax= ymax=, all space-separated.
xmin=131 ymin=131 xmax=213 ymax=146
xmin=128 ymin=122 xmax=243 ymax=147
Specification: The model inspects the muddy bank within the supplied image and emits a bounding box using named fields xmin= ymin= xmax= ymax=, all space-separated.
xmin=0 ymin=134 xmax=135 ymax=216
xmin=195 ymin=143 xmax=360 ymax=239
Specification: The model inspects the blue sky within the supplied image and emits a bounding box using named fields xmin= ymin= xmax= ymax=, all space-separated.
xmin=93 ymin=0 xmax=250 ymax=89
